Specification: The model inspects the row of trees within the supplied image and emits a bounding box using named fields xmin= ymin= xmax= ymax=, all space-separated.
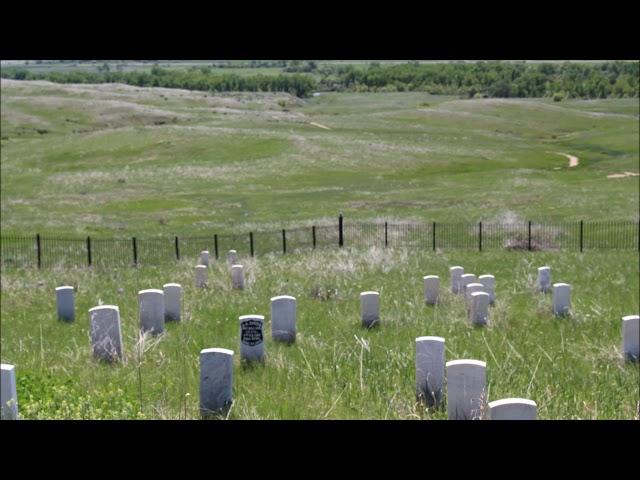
xmin=314 ymin=61 xmax=639 ymax=98
xmin=2 ymin=61 xmax=637 ymax=98
xmin=1 ymin=68 xmax=317 ymax=97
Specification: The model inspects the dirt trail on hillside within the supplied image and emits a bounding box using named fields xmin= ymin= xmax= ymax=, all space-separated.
xmin=607 ymin=172 xmax=639 ymax=179
xmin=556 ymin=152 xmax=579 ymax=167
xmin=310 ymin=122 xmax=332 ymax=130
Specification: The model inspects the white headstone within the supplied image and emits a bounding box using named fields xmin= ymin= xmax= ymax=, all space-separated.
xmin=552 ymin=283 xmax=571 ymax=316
xmin=488 ymin=398 xmax=537 ymax=420
xmin=465 ymin=282 xmax=486 ymax=310
xmin=239 ymin=315 xmax=265 ymax=362
xmin=478 ymin=275 xmax=495 ymax=305
xmin=415 ymin=336 xmax=445 ymax=406
xmin=460 ymin=274 xmax=477 ymax=294
xmin=450 ymin=266 xmax=464 ymax=294
xmin=446 ymin=359 xmax=487 ymax=420
xmin=89 ymin=305 xmax=123 ymax=362
xmin=470 ymin=291 xmax=490 ymax=326
xmin=227 ymin=250 xmax=238 ymax=266
xmin=231 ymin=265 xmax=244 ymax=290
xmin=271 ymin=295 xmax=296 ymax=343
xmin=200 ymin=348 xmax=234 ymax=416
xmin=622 ymin=315 xmax=639 ymax=361
xmin=538 ymin=266 xmax=551 ymax=293
xmin=423 ymin=275 xmax=439 ymax=305
xmin=138 ymin=289 xmax=165 ymax=335
xmin=195 ymin=265 xmax=208 ymax=288
xmin=1 ymin=364 xmax=18 ymax=420
xmin=199 ymin=250 xmax=210 ymax=267
xmin=55 ymin=286 xmax=75 ymax=322
xmin=163 ymin=283 xmax=182 ymax=321
xmin=360 ymin=291 xmax=380 ymax=328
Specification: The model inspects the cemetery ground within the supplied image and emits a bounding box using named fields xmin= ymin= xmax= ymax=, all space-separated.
xmin=1 ymin=79 xmax=638 ymax=237
xmin=0 ymin=248 xmax=638 ymax=419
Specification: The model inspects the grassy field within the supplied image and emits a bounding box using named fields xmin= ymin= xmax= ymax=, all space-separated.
xmin=1 ymin=79 xmax=638 ymax=420
xmin=0 ymin=248 xmax=638 ymax=419
xmin=1 ymin=80 xmax=638 ymax=237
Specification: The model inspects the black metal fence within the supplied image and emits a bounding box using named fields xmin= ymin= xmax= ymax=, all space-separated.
xmin=1 ymin=217 xmax=638 ymax=269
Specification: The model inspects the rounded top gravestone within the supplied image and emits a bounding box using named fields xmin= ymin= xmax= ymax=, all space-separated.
xmin=488 ymin=398 xmax=537 ymax=420
xmin=201 ymin=347 xmax=234 ymax=357
xmin=89 ymin=305 xmax=119 ymax=314
xmin=446 ymin=359 xmax=486 ymax=369
xmin=138 ymin=288 xmax=163 ymax=296
xmin=271 ymin=295 xmax=295 ymax=302
xmin=416 ymin=336 xmax=445 ymax=344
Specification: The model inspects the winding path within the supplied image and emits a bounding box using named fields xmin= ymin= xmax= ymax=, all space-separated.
xmin=556 ymin=152 xmax=579 ymax=167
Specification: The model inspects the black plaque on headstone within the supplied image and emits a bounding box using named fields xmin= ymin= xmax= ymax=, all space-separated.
xmin=241 ymin=319 xmax=263 ymax=346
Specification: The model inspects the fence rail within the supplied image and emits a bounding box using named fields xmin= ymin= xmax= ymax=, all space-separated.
xmin=1 ymin=217 xmax=638 ymax=269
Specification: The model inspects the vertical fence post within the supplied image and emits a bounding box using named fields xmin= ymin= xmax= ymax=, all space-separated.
xmin=580 ymin=220 xmax=584 ymax=252
xmin=385 ymin=222 xmax=388 ymax=248
xmin=36 ymin=233 xmax=41 ymax=269
xmin=338 ymin=213 xmax=344 ymax=248
xmin=312 ymin=226 xmax=316 ymax=249
xmin=250 ymin=232 xmax=254 ymax=257
xmin=214 ymin=234 xmax=219 ymax=260
xmin=132 ymin=237 xmax=138 ymax=266
xmin=432 ymin=222 xmax=436 ymax=251
xmin=87 ymin=236 xmax=92 ymax=267
xmin=175 ymin=236 xmax=180 ymax=261
xmin=528 ymin=221 xmax=532 ymax=251
xmin=479 ymin=222 xmax=482 ymax=252
xmin=282 ymin=229 xmax=287 ymax=254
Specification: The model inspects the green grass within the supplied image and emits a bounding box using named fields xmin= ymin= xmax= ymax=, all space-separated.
xmin=1 ymin=248 xmax=638 ymax=419
xmin=1 ymin=79 xmax=638 ymax=420
xmin=1 ymin=81 xmax=638 ymax=237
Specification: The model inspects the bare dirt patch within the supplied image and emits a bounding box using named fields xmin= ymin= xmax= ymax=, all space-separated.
xmin=606 ymin=172 xmax=639 ymax=179
xmin=309 ymin=122 xmax=332 ymax=130
xmin=555 ymin=152 xmax=579 ymax=167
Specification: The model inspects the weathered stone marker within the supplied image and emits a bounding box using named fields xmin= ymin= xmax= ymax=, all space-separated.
xmin=227 ymin=250 xmax=238 ymax=266
xmin=460 ymin=274 xmax=477 ymax=294
xmin=89 ymin=305 xmax=123 ymax=362
xmin=271 ymin=295 xmax=296 ymax=343
xmin=537 ymin=266 xmax=551 ymax=293
xmin=450 ymin=266 xmax=464 ymax=294
xmin=360 ymin=291 xmax=380 ymax=328
xmin=200 ymin=348 xmax=234 ymax=416
xmin=470 ymin=291 xmax=490 ymax=326
xmin=239 ymin=315 xmax=265 ymax=362
xmin=138 ymin=289 xmax=165 ymax=335
xmin=415 ymin=336 xmax=445 ymax=407
xmin=423 ymin=276 xmax=439 ymax=305
xmin=55 ymin=286 xmax=75 ymax=321
xmin=446 ymin=359 xmax=487 ymax=420
xmin=163 ymin=283 xmax=182 ymax=321
xmin=199 ymin=250 xmax=210 ymax=267
xmin=465 ymin=282 xmax=485 ymax=310
xmin=478 ymin=275 xmax=495 ymax=305
xmin=1 ymin=363 xmax=18 ymax=420
xmin=231 ymin=265 xmax=244 ymax=290
xmin=552 ymin=283 xmax=571 ymax=316
xmin=195 ymin=265 xmax=208 ymax=288
xmin=622 ymin=315 xmax=640 ymax=361
xmin=488 ymin=398 xmax=537 ymax=420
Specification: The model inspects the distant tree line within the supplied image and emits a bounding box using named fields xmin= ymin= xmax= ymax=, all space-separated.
xmin=2 ymin=61 xmax=638 ymax=99
xmin=1 ymin=67 xmax=316 ymax=97
xmin=314 ymin=61 xmax=639 ymax=99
